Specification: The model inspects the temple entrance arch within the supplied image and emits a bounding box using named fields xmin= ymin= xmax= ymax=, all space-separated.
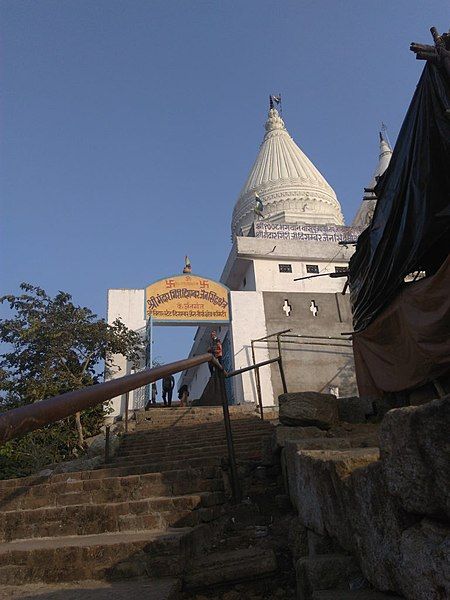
xmin=143 ymin=274 xmax=231 ymax=404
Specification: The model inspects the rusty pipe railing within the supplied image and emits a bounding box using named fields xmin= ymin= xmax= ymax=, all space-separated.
xmin=0 ymin=353 xmax=217 ymax=446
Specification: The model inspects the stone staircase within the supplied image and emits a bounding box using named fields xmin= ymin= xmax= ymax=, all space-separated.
xmin=0 ymin=405 xmax=273 ymax=598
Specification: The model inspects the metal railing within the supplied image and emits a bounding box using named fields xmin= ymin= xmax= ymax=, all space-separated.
xmin=0 ymin=346 xmax=295 ymax=502
xmin=251 ymin=329 xmax=353 ymax=419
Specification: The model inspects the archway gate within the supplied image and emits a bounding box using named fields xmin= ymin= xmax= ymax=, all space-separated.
xmin=144 ymin=274 xmax=231 ymax=392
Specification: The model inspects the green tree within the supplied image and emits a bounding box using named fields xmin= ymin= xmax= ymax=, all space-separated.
xmin=0 ymin=283 xmax=143 ymax=478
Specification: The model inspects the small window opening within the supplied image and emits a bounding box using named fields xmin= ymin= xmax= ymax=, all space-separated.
xmin=306 ymin=264 xmax=319 ymax=274
xmin=279 ymin=264 xmax=292 ymax=273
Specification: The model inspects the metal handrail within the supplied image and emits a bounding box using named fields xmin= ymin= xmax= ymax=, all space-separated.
xmin=0 ymin=353 xmax=218 ymax=445
xmin=250 ymin=329 xmax=354 ymax=418
xmin=0 ymin=350 xmax=289 ymax=503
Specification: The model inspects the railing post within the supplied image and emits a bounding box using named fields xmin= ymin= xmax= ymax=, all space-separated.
xmin=251 ymin=340 xmax=264 ymax=420
xmin=124 ymin=391 xmax=129 ymax=433
xmin=277 ymin=334 xmax=288 ymax=394
xmin=105 ymin=425 xmax=111 ymax=463
xmin=217 ymin=370 xmax=241 ymax=503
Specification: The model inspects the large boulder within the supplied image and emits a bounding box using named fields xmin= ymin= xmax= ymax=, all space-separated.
xmin=283 ymin=447 xmax=379 ymax=551
xmin=279 ymin=392 xmax=339 ymax=430
xmin=284 ymin=444 xmax=450 ymax=599
xmin=348 ymin=461 xmax=419 ymax=592
xmin=380 ymin=395 xmax=450 ymax=521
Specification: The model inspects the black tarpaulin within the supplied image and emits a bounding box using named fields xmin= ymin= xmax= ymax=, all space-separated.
xmin=349 ymin=63 xmax=450 ymax=332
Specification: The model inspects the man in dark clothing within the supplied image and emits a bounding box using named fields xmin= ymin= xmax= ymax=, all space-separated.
xmin=162 ymin=375 xmax=175 ymax=406
xmin=208 ymin=330 xmax=223 ymax=375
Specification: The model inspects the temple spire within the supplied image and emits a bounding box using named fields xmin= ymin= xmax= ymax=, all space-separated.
xmin=352 ymin=128 xmax=393 ymax=227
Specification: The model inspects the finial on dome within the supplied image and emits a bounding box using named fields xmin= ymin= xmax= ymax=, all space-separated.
xmin=380 ymin=122 xmax=392 ymax=150
xmin=265 ymin=95 xmax=285 ymax=133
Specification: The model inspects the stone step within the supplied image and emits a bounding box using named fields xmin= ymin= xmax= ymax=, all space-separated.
xmin=0 ymin=464 xmax=221 ymax=496
xmin=112 ymin=442 xmax=263 ymax=464
xmin=85 ymin=461 xmax=221 ymax=480
xmin=119 ymin=431 xmax=271 ymax=452
xmin=0 ymin=469 xmax=224 ymax=511
xmin=312 ymin=592 xmax=404 ymax=599
xmin=134 ymin=407 xmax=257 ymax=420
xmin=296 ymin=554 xmax=362 ymax=600
xmin=184 ymin=546 xmax=278 ymax=590
xmin=0 ymin=527 xmax=194 ymax=584
xmin=133 ymin=415 xmax=269 ymax=425
xmin=0 ymin=578 xmax=181 ymax=600
xmin=106 ymin=449 xmax=262 ymax=472
xmin=133 ymin=422 xmax=272 ymax=434
xmin=0 ymin=492 xmax=224 ymax=542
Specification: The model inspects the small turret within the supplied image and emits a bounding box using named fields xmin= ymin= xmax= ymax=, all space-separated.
xmin=352 ymin=130 xmax=393 ymax=227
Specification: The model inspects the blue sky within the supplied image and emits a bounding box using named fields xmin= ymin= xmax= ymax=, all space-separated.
xmin=1 ymin=1 xmax=448 ymax=368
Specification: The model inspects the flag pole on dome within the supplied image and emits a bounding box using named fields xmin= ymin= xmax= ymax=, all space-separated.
xmin=254 ymin=192 xmax=264 ymax=219
xmin=270 ymin=93 xmax=282 ymax=114
xmin=183 ymin=255 xmax=192 ymax=274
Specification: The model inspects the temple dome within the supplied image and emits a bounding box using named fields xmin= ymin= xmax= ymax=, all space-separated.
xmin=232 ymin=107 xmax=344 ymax=238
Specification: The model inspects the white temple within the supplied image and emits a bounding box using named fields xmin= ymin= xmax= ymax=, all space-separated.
xmin=106 ymin=102 xmax=392 ymax=414
xmin=179 ymin=105 xmax=392 ymax=407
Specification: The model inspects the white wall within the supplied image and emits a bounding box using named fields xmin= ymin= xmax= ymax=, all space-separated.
xmin=239 ymin=263 xmax=256 ymax=291
xmin=229 ymin=291 xmax=275 ymax=407
xmin=253 ymin=259 xmax=348 ymax=294
xmin=188 ymin=361 xmax=212 ymax=400
xmin=106 ymin=288 xmax=146 ymax=416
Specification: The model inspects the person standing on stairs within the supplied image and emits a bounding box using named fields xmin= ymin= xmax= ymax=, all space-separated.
xmin=162 ymin=374 xmax=175 ymax=406
xmin=178 ymin=384 xmax=189 ymax=407
xmin=208 ymin=330 xmax=223 ymax=375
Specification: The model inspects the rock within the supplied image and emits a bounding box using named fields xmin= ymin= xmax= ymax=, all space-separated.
xmin=288 ymin=518 xmax=308 ymax=561
xmin=349 ymin=461 xmax=419 ymax=592
xmin=336 ymin=397 xmax=372 ymax=423
xmin=284 ymin=447 xmax=379 ymax=550
xmin=307 ymin=530 xmax=340 ymax=556
xmin=184 ymin=547 xmax=277 ymax=589
xmin=278 ymin=392 xmax=339 ymax=430
xmin=287 ymin=438 xmax=351 ymax=451
xmin=296 ymin=554 xmax=361 ymax=600
xmin=380 ymin=396 xmax=450 ymax=521
xmin=222 ymin=591 xmax=240 ymax=600
xmin=86 ymin=429 xmax=120 ymax=458
xmin=52 ymin=455 xmax=103 ymax=474
xmin=275 ymin=425 xmax=325 ymax=447
xmin=399 ymin=518 xmax=450 ymax=600
xmin=275 ymin=494 xmax=291 ymax=511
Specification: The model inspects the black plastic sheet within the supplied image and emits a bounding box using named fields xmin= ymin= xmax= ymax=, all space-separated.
xmin=349 ymin=63 xmax=450 ymax=332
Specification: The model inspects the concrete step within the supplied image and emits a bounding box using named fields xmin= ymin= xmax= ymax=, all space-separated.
xmin=0 ymin=527 xmax=195 ymax=584
xmin=0 ymin=469 xmax=224 ymax=511
xmin=0 ymin=578 xmax=181 ymax=600
xmin=184 ymin=546 xmax=278 ymax=589
xmin=0 ymin=492 xmax=224 ymax=542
